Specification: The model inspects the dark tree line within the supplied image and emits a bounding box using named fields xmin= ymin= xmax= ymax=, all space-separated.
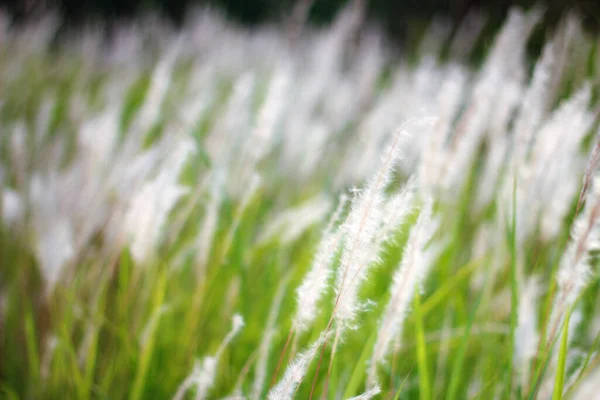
xmin=0 ymin=0 xmax=598 ymax=47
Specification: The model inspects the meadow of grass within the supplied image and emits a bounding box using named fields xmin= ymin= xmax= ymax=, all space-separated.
xmin=1 ymin=4 xmax=600 ymax=399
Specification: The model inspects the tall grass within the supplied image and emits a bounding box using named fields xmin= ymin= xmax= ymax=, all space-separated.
xmin=1 ymin=4 xmax=600 ymax=399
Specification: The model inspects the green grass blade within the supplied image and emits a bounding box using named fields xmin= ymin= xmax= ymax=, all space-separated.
xmin=392 ymin=372 xmax=411 ymax=400
xmin=130 ymin=267 xmax=168 ymax=400
xmin=446 ymin=272 xmax=488 ymax=400
xmin=413 ymin=292 xmax=431 ymax=400
xmin=342 ymin=328 xmax=378 ymax=398
xmin=552 ymin=308 xmax=572 ymax=400
xmin=419 ymin=256 xmax=483 ymax=317
xmin=24 ymin=306 xmax=40 ymax=390
xmin=507 ymin=175 xmax=518 ymax=397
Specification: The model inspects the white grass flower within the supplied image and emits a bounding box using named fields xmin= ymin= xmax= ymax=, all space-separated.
xmin=205 ymin=72 xmax=255 ymax=169
xmin=369 ymin=201 xmax=439 ymax=384
xmin=346 ymin=385 xmax=381 ymax=400
xmin=29 ymin=174 xmax=75 ymax=290
xmin=293 ymin=194 xmax=348 ymax=334
xmin=377 ymin=178 xmax=417 ymax=245
xmin=133 ymin=44 xmax=180 ymax=135
xmin=335 ymin=120 xmax=432 ymax=331
xmin=511 ymin=40 xmax=555 ymax=168
xmin=418 ymin=65 xmax=467 ymax=196
xmin=248 ymin=65 xmax=290 ymax=165
xmin=267 ymin=332 xmax=329 ymax=400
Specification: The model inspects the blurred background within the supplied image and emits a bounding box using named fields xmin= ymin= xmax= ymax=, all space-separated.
xmin=1 ymin=0 xmax=598 ymax=39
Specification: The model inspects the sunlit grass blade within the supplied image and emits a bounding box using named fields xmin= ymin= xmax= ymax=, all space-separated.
xmin=130 ymin=267 xmax=168 ymax=400
xmin=342 ymin=329 xmax=377 ymax=398
xmin=24 ymin=305 xmax=40 ymax=391
xmin=552 ymin=308 xmax=572 ymax=400
xmin=413 ymin=292 xmax=431 ymax=400
xmin=507 ymin=175 xmax=518 ymax=398
xmin=446 ymin=269 xmax=488 ymax=400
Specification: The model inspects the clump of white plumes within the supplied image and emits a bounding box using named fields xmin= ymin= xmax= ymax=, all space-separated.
xmin=499 ymin=17 xmax=590 ymax=244
xmin=173 ymin=314 xmax=244 ymax=400
xmin=532 ymin=84 xmax=593 ymax=241
xmin=368 ymin=200 xmax=439 ymax=384
xmin=441 ymin=8 xmax=539 ymax=194
xmin=293 ymin=194 xmax=348 ymax=334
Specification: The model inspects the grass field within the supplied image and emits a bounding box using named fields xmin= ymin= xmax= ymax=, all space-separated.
xmin=1 ymin=5 xmax=600 ymax=400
